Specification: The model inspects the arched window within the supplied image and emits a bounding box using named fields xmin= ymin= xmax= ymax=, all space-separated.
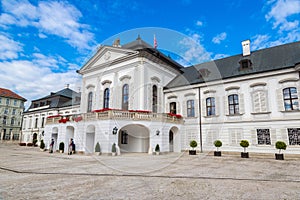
xmin=206 ymin=97 xmax=215 ymax=116
xmin=122 ymin=84 xmax=129 ymax=110
xmin=283 ymin=87 xmax=299 ymax=111
xmin=103 ymin=88 xmax=110 ymax=109
xmin=169 ymin=102 xmax=176 ymax=114
xmin=152 ymin=85 xmax=158 ymax=113
xmin=228 ymin=94 xmax=239 ymax=115
xmin=187 ymin=100 xmax=195 ymax=117
xmin=87 ymin=92 xmax=93 ymax=112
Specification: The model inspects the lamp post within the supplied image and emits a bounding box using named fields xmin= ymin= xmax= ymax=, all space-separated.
xmin=112 ymin=127 xmax=118 ymax=135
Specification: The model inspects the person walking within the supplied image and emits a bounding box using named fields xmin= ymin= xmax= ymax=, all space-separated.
xmin=49 ymin=139 xmax=54 ymax=153
xmin=68 ymin=138 xmax=74 ymax=155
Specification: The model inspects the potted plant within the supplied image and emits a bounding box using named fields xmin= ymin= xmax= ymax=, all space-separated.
xmin=155 ymin=144 xmax=160 ymax=155
xmin=111 ymin=143 xmax=116 ymax=156
xmin=240 ymin=140 xmax=249 ymax=158
xmin=214 ymin=140 xmax=222 ymax=156
xmin=275 ymin=141 xmax=287 ymax=160
xmin=95 ymin=142 xmax=101 ymax=155
xmin=189 ymin=140 xmax=197 ymax=155
xmin=40 ymin=139 xmax=45 ymax=151
xmin=59 ymin=142 xmax=64 ymax=153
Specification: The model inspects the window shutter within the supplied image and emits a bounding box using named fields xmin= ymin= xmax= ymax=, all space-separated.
xmin=276 ymin=88 xmax=284 ymax=111
xmin=261 ymin=91 xmax=268 ymax=112
xmin=215 ymin=97 xmax=220 ymax=116
xmin=239 ymin=93 xmax=245 ymax=114
xmin=224 ymin=96 xmax=229 ymax=115
xmin=201 ymin=99 xmax=207 ymax=117
xmin=99 ymin=89 xmax=104 ymax=108
xmin=183 ymin=101 xmax=187 ymax=117
xmin=270 ymin=129 xmax=277 ymax=145
xmin=252 ymin=92 xmax=260 ymax=113
xmin=251 ymin=130 xmax=257 ymax=145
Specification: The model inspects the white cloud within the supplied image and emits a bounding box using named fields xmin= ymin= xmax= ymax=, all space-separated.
xmin=0 ymin=0 xmax=95 ymax=50
xmin=212 ymin=32 xmax=227 ymax=44
xmin=0 ymin=33 xmax=23 ymax=60
xmin=265 ymin=0 xmax=300 ymax=31
xmin=251 ymin=34 xmax=271 ymax=51
xmin=0 ymin=59 xmax=81 ymax=108
xmin=196 ymin=20 xmax=203 ymax=27
xmin=213 ymin=54 xmax=229 ymax=60
xmin=179 ymin=33 xmax=212 ymax=65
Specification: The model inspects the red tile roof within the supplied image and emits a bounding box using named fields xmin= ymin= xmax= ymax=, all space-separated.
xmin=0 ymin=88 xmax=27 ymax=101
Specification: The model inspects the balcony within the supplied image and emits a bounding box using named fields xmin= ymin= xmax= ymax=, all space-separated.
xmin=46 ymin=110 xmax=183 ymax=125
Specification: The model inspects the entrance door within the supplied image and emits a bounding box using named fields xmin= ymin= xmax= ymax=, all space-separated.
xmin=169 ymin=130 xmax=174 ymax=152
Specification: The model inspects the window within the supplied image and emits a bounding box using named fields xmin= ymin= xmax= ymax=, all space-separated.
xmin=206 ymin=97 xmax=215 ymax=116
xmin=3 ymin=129 xmax=10 ymax=140
xmin=121 ymin=130 xmax=128 ymax=144
xmin=87 ymin=92 xmax=93 ymax=112
xmin=6 ymin=98 xmax=9 ymax=105
xmin=257 ymin=129 xmax=271 ymax=145
xmin=11 ymin=118 xmax=14 ymax=125
xmin=40 ymin=102 xmax=45 ymax=107
xmin=0 ymin=97 xmax=1 ymax=104
xmin=3 ymin=116 xmax=7 ymax=125
xmin=41 ymin=117 xmax=45 ymax=128
xmin=169 ymin=102 xmax=176 ymax=114
xmin=239 ymin=59 xmax=252 ymax=70
xmin=34 ymin=103 xmax=38 ymax=108
xmin=122 ymin=84 xmax=129 ymax=110
xmin=283 ymin=87 xmax=299 ymax=111
xmin=34 ymin=118 xmax=38 ymax=128
xmin=13 ymin=133 xmax=19 ymax=140
xmin=152 ymin=85 xmax=158 ymax=113
xmin=187 ymin=100 xmax=195 ymax=117
xmin=12 ymin=109 xmax=16 ymax=115
xmin=103 ymin=88 xmax=110 ymax=109
xmin=4 ymin=108 xmax=8 ymax=115
xmin=228 ymin=94 xmax=239 ymax=115
xmin=287 ymin=128 xmax=300 ymax=145
xmin=14 ymin=99 xmax=17 ymax=106
xmin=252 ymin=91 xmax=267 ymax=112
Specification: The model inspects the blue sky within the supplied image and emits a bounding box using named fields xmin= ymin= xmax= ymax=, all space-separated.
xmin=0 ymin=0 xmax=300 ymax=107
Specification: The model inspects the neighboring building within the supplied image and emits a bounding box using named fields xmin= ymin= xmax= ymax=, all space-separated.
xmin=22 ymin=85 xmax=80 ymax=146
xmin=0 ymin=88 xmax=26 ymax=142
xmin=43 ymin=37 xmax=300 ymax=154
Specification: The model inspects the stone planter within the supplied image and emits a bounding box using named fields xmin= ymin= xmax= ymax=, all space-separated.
xmin=155 ymin=151 xmax=160 ymax=155
xmin=214 ymin=151 xmax=221 ymax=157
xmin=189 ymin=150 xmax=196 ymax=155
xmin=275 ymin=153 xmax=284 ymax=160
xmin=112 ymin=152 xmax=116 ymax=156
xmin=241 ymin=152 xmax=249 ymax=158
xmin=94 ymin=152 xmax=101 ymax=156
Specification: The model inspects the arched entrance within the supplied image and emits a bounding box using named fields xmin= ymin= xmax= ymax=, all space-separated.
xmin=66 ymin=126 xmax=75 ymax=153
xmin=85 ymin=125 xmax=95 ymax=154
xmin=169 ymin=126 xmax=180 ymax=152
xmin=118 ymin=124 xmax=149 ymax=153
xmin=32 ymin=133 xmax=37 ymax=142
xmin=51 ymin=127 xmax=58 ymax=151
xmin=169 ymin=130 xmax=174 ymax=152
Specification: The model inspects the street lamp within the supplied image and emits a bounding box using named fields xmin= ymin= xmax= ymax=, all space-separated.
xmin=156 ymin=130 xmax=160 ymax=136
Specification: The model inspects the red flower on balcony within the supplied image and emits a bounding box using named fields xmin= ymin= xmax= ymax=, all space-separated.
xmin=167 ymin=113 xmax=182 ymax=119
xmin=92 ymin=108 xmax=112 ymax=112
xmin=73 ymin=116 xmax=83 ymax=122
xmin=58 ymin=117 xmax=70 ymax=123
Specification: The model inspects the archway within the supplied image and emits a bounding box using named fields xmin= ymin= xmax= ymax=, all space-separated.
xmin=51 ymin=127 xmax=58 ymax=151
xmin=66 ymin=126 xmax=75 ymax=153
xmin=169 ymin=126 xmax=180 ymax=152
xmin=118 ymin=124 xmax=149 ymax=153
xmin=85 ymin=125 xmax=95 ymax=154
xmin=32 ymin=133 xmax=37 ymax=142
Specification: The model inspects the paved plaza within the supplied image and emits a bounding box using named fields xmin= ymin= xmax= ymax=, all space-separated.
xmin=0 ymin=143 xmax=300 ymax=199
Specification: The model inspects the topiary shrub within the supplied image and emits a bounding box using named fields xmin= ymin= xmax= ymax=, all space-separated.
xmin=275 ymin=141 xmax=287 ymax=154
xmin=40 ymin=140 xmax=45 ymax=149
xmin=155 ymin=144 xmax=160 ymax=152
xmin=95 ymin=142 xmax=101 ymax=153
xmin=214 ymin=140 xmax=222 ymax=152
xmin=240 ymin=140 xmax=249 ymax=153
xmin=190 ymin=140 xmax=197 ymax=149
xmin=59 ymin=142 xmax=64 ymax=153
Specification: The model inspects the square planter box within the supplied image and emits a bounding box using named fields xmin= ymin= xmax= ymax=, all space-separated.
xmin=241 ymin=152 xmax=249 ymax=158
xmin=189 ymin=150 xmax=196 ymax=155
xmin=214 ymin=151 xmax=221 ymax=156
xmin=275 ymin=153 xmax=284 ymax=160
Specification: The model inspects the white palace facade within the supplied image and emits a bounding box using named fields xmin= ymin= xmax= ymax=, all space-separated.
xmin=39 ymin=37 xmax=300 ymax=154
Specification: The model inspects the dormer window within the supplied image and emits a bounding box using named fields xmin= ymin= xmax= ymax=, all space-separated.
xmin=239 ymin=59 xmax=252 ymax=70
xmin=199 ymin=68 xmax=211 ymax=78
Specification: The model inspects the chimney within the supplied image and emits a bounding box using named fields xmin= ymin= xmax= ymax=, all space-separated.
xmin=65 ymin=84 xmax=70 ymax=89
xmin=242 ymin=40 xmax=250 ymax=56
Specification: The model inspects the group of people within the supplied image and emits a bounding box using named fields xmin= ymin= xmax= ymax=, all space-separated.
xmin=49 ymin=138 xmax=75 ymax=155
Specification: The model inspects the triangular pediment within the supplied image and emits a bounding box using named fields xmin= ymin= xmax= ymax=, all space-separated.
xmin=78 ymin=46 xmax=138 ymax=74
